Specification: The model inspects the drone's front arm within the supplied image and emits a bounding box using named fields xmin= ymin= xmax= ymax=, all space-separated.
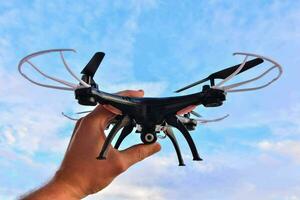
xmin=75 ymin=87 xmax=139 ymax=112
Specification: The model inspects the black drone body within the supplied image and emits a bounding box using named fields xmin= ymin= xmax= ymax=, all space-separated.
xmin=19 ymin=49 xmax=282 ymax=166
xmin=75 ymin=52 xmax=264 ymax=166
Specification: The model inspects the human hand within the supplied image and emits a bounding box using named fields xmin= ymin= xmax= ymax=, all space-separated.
xmin=22 ymin=89 xmax=161 ymax=200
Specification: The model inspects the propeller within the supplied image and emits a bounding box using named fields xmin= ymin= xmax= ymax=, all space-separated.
xmin=81 ymin=52 xmax=105 ymax=77
xmin=175 ymin=58 xmax=264 ymax=93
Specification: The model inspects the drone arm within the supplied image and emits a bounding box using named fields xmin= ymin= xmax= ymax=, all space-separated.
xmin=97 ymin=115 xmax=131 ymax=159
xmin=114 ymin=122 xmax=134 ymax=150
xmin=161 ymin=90 xmax=225 ymax=116
xmin=164 ymin=127 xmax=185 ymax=166
xmin=166 ymin=115 xmax=202 ymax=161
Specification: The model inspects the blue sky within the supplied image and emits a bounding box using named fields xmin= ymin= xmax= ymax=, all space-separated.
xmin=0 ymin=0 xmax=300 ymax=199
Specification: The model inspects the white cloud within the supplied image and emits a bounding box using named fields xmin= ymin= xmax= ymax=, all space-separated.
xmin=3 ymin=128 xmax=16 ymax=145
xmin=0 ymin=105 xmax=69 ymax=154
xmin=0 ymin=60 xmax=75 ymax=158
xmin=258 ymin=140 xmax=300 ymax=164
xmin=87 ymin=184 xmax=166 ymax=200
xmin=81 ymin=150 xmax=300 ymax=200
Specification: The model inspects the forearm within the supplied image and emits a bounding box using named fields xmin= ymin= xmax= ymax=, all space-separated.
xmin=20 ymin=176 xmax=84 ymax=200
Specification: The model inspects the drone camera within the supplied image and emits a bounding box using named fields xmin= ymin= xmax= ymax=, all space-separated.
xmin=141 ymin=132 xmax=157 ymax=144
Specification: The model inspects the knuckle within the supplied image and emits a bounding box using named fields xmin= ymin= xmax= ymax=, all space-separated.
xmin=80 ymin=115 xmax=94 ymax=126
xmin=137 ymin=147 xmax=146 ymax=162
xmin=115 ymin=158 xmax=127 ymax=173
xmin=123 ymin=90 xmax=131 ymax=94
xmin=75 ymin=117 xmax=83 ymax=127
xmin=117 ymin=90 xmax=129 ymax=96
xmin=80 ymin=115 xmax=100 ymax=130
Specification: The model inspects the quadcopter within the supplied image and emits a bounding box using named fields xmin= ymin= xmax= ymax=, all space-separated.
xmin=18 ymin=49 xmax=282 ymax=166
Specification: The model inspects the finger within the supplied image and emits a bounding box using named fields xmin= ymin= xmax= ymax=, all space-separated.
xmin=177 ymin=105 xmax=197 ymax=115
xmin=115 ymin=89 xmax=144 ymax=97
xmin=121 ymin=143 xmax=161 ymax=168
xmin=66 ymin=118 xmax=83 ymax=151
xmin=102 ymin=89 xmax=145 ymax=115
xmin=103 ymin=105 xmax=122 ymax=115
xmin=83 ymin=105 xmax=116 ymax=131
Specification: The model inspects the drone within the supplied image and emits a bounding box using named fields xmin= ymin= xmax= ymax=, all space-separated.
xmin=18 ymin=49 xmax=283 ymax=166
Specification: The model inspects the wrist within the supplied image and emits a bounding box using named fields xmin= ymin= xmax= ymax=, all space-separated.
xmin=51 ymin=170 xmax=87 ymax=200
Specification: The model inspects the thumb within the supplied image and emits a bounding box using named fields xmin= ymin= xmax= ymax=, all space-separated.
xmin=121 ymin=143 xmax=161 ymax=168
